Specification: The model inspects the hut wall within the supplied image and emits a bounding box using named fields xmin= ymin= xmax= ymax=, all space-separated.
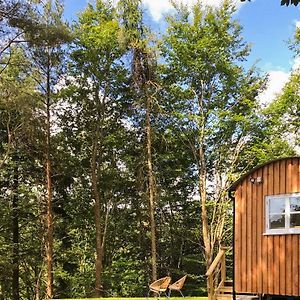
xmin=234 ymin=157 xmax=300 ymax=296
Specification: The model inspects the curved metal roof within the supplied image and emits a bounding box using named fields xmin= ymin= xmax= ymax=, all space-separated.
xmin=229 ymin=156 xmax=300 ymax=192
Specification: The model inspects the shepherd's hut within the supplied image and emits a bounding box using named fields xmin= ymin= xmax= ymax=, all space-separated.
xmin=229 ymin=156 xmax=300 ymax=299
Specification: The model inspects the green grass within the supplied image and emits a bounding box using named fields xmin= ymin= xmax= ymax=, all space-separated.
xmin=57 ymin=297 xmax=208 ymax=300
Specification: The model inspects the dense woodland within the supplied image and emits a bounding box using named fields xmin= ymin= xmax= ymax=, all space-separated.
xmin=0 ymin=0 xmax=299 ymax=299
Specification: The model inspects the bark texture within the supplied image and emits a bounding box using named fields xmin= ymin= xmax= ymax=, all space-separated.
xmin=45 ymin=50 xmax=53 ymax=300
xmin=12 ymin=164 xmax=19 ymax=300
xmin=146 ymin=92 xmax=157 ymax=281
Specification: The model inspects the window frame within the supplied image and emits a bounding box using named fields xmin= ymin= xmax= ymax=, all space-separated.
xmin=265 ymin=193 xmax=300 ymax=235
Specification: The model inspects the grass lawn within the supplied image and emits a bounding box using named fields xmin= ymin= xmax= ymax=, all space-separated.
xmin=57 ymin=297 xmax=208 ymax=300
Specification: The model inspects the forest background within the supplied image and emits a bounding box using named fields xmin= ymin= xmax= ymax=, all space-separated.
xmin=1 ymin=0 xmax=300 ymax=299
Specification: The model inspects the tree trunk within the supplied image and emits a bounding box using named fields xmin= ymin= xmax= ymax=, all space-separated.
xmin=35 ymin=269 xmax=42 ymax=300
xmin=199 ymin=143 xmax=211 ymax=266
xmin=199 ymin=144 xmax=212 ymax=294
xmin=45 ymin=51 xmax=53 ymax=300
xmin=12 ymin=163 xmax=19 ymax=300
xmin=0 ymin=124 xmax=12 ymax=170
xmin=91 ymin=136 xmax=104 ymax=297
xmin=45 ymin=156 xmax=53 ymax=300
xmin=146 ymin=94 xmax=157 ymax=282
xmin=197 ymin=90 xmax=212 ymax=293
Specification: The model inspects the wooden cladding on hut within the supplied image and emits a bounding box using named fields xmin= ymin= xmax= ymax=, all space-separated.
xmin=230 ymin=157 xmax=300 ymax=297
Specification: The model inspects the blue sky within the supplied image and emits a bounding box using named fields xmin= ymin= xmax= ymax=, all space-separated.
xmin=238 ymin=0 xmax=299 ymax=72
xmin=63 ymin=0 xmax=300 ymax=104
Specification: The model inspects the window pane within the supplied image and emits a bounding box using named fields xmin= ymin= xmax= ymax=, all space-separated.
xmin=269 ymin=214 xmax=285 ymax=229
xmin=269 ymin=198 xmax=285 ymax=214
xmin=290 ymin=197 xmax=300 ymax=212
xmin=290 ymin=214 xmax=300 ymax=228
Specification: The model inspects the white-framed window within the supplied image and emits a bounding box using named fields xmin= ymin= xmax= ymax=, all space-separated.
xmin=265 ymin=193 xmax=300 ymax=234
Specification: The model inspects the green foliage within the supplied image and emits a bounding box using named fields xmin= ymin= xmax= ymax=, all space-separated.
xmin=262 ymin=72 xmax=300 ymax=152
xmin=104 ymin=254 xmax=146 ymax=296
xmin=260 ymin=23 xmax=300 ymax=157
xmin=0 ymin=1 xmax=298 ymax=299
xmin=160 ymin=1 xmax=267 ymax=259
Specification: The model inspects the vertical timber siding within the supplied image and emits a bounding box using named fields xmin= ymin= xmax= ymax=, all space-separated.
xmin=234 ymin=157 xmax=300 ymax=296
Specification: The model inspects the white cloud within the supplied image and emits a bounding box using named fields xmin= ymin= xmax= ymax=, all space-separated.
xmin=295 ymin=20 xmax=300 ymax=28
xmin=142 ymin=0 xmax=173 ymax=22
xmin=257 ymin=71 xmax=290 ymax=106
xmin=259 ymin=53 xmax=300 ymax=106
xmin=142 ymin=0 xmax=243 ymax=22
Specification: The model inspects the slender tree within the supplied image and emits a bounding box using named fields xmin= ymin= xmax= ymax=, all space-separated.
xmin=65 ymin=1 xmax=127 ymax=295
xmin=119 ymin=0 xmax=159 ymax=281
xmin=11 ymin=159 xmax=19 ymax=300
xmin=161 ymin=0 xmax=265 ymax=290
xmin=25 ymin=1 xmax=71 ymax=298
